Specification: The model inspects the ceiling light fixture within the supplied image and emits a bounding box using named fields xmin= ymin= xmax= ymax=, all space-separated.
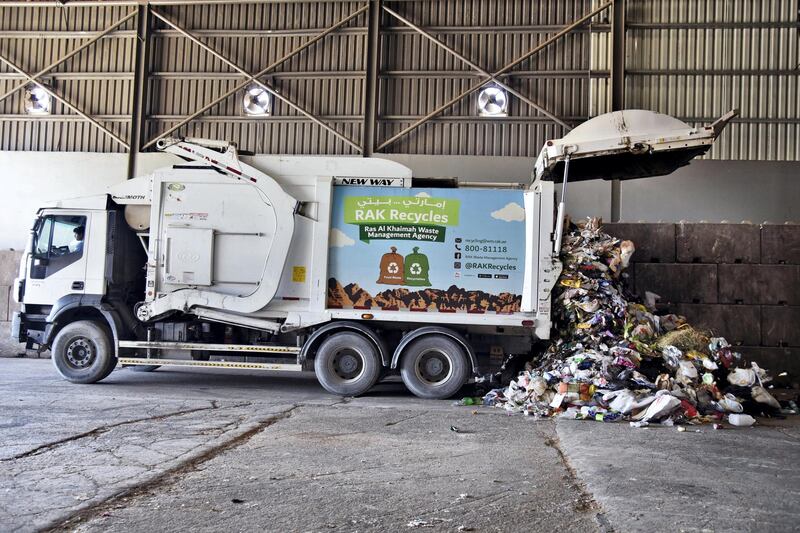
xmin=24 ymin=85 xmax=52 ymax=115
xmin=242 ymin=85 xmax=272 ymax=116
xmin=477 ymin=85 xmax=508 ymax=117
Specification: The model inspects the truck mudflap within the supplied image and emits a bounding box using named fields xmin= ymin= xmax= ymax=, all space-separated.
xmin=10 ymin=311 xmax=22 ymax=343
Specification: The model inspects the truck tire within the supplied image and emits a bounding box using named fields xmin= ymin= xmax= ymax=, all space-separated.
xmin=400 ymin=335 xmax=470 ymax=400
xmin=314 ymin=332 xmax=382 ymax=397
xmin=51 ymin=320 xmax=117 ymax=384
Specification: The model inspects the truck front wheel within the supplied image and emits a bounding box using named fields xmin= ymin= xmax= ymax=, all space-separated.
xmin=399 ymin=336 xmax=470 ymax=399
xmin=314 ymin=332 xmax=382 ymax=397
xmin=51 ymin=320 xmax=117 ymax=384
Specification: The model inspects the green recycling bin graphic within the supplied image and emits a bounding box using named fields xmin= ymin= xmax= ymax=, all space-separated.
xmin=404 ymin=247 xmax=431 ymax=286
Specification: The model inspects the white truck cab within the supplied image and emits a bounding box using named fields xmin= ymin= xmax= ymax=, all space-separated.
xmin=12 ymin=110 xmax=735 ymax=399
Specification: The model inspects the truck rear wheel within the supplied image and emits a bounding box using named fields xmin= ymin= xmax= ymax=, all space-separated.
xmin=51 ymin=320 xmax=117 ymax=384
xmin=314 ymin=332 xmax=381 ymax=397
xmin=400 ymin=336 xmax=470 ymax=399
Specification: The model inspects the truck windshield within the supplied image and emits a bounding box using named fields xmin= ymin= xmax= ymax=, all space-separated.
xmin=33 ymin=215 xmax=87 ymax=258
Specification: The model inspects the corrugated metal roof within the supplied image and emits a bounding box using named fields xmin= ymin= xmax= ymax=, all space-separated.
xmin=0 ymin=0 xmax=795 ymax=160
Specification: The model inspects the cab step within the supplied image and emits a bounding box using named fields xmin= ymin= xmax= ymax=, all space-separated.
xmin=118 ymin=340 xmax=300 ymax=354
xmin=118 ymin=357 xmax=302 ymax=372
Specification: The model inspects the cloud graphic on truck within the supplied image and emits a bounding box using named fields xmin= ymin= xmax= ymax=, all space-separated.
xmin=491 ymin=202 xmax=525 ymax=222
xmin=329 ymin=228 xmax=355 ymax=247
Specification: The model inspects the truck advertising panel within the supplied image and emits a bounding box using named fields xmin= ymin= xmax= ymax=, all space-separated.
xmin=327 ymin=186 xmax=527 ymax=314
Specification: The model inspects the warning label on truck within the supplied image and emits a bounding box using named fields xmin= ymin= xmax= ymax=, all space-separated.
xmin=328 ymin=187 xmax=527 ymax=314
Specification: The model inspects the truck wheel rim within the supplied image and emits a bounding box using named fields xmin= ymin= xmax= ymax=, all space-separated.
xmin=415 ymin=349 xmax=453 ymax=386
xmin=65 ymin=338 xmax=96 ymax=369
xmin=329 ymin=348 xmax=365 ymax=382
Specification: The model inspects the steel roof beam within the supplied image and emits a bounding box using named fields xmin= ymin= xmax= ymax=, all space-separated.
xmin=382 ymin=5 xmax=569 ymax=130
xmin=376 ymin=0 xmax=613 ymax=152
xmin=0 ymin=9 xmax=137 ymax=106
xmin=361 ymin=0 xmax=381 ymax=156
xmin=0 ymin=52 xmax=130 ymax=149
xmin=142 ymin=4 xmax=367 ymax=152
xmin=0 ymin=0 xmax=423 ymax=5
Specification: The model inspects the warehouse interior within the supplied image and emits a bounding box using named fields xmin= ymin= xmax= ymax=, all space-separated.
xmin=0 ymin=1 xmax=798 ymax=532
xmin=0 ymin=0 xmax=797 ymax=245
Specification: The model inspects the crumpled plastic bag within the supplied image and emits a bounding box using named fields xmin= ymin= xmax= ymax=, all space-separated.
xmin=751 ymin=386 xmax=780 ymax=409
xmin=677 ymin=360 xmax=698 ymax=384
xmin=727 ymin=367 xmax=756 ymax=387
xmin=661 ymin=345 xmax=683 ymax=368
xmin=603 ymin=389 xmax=657 ymax=414
xmin=632 ymin=392 xmax=681 ymax=422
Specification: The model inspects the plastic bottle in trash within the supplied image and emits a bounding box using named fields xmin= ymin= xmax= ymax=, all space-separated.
xmin=727 ymin=413 xmax=756 ymax=427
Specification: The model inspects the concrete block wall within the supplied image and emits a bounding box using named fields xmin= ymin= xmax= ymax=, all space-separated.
xmin=0 ymin=250 xmax=22 ymax=319
xmin=0 ymin=250 xmax=25 ymax=356
xmin=603 ymin=222 xmax=800 ymax=382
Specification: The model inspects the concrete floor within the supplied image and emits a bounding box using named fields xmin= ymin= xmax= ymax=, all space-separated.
xmin=1 ymin=358 xmax=798 ymax=533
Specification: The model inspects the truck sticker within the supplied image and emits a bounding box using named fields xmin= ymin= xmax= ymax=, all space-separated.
xmin=333 ymin=177 xmax=406 ymax=187
xmin=164 ymin=212 xmax=208 ymax=221
xmin=292 ymin=266 xmax=306 ymax=283
xmin=328 ymin=187 xmax=526 ymax=314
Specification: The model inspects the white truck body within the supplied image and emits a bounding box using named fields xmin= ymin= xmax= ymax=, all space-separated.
xmin=103 ymin=143 xmax=558 ymax=338
xmin=13 ymin=110 xmax=734 ymax=398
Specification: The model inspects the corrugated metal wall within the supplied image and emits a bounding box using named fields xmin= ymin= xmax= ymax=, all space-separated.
xmin=623 ymin=0 xmax=799 ymax=159
xmin=147 ymin=1 xmax=367 ymax=154
xmin=0 ymin=4 xmax=137 ymax=152
xmin=0 ymin=0 xmax=796 ymax=159
xmin=377 ymin=0 xmax=600 ymax=156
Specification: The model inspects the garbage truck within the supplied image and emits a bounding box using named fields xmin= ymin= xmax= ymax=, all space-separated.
xmin=11 ymin=109 xmax=734 ymax=399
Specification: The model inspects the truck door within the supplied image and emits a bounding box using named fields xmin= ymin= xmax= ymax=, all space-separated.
xmin=24 ymin=212 xmax=90 ymax=306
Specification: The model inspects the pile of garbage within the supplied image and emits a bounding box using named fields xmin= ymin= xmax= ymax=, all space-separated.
xmin=483 ymin=218 xmax=791 ymax=427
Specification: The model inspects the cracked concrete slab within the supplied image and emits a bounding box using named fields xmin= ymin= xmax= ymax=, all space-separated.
xmin=69 ymin=405 xmax=600 ymax=533
xmin=556 ymin=418 xmax=800 ymax=532
xmin=4 ymin=358 xmax=799 ymax=533
xmin=1 ymin=359 xmax=601 ymax=533
xmin=2 ymin=399 xmax=297 ymax=532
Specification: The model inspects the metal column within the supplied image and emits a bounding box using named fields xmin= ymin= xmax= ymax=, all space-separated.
xmin=128 ymin=4 xmax=151 ymax=179
xmin=610 ymin=0 xmax=625 ymax=222
xmin=362 ymin=0 xmax=381 ymax=156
